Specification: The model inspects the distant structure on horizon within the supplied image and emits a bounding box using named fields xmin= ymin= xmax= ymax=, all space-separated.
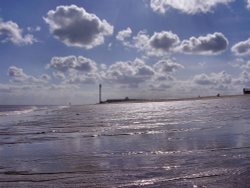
xmin=99 ymin=84 xmax=102 ymax=103
xmin=243 ymin=88 xmax=250 ymax=94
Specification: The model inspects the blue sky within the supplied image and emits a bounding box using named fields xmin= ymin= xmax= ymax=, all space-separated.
xmin=1 ymin=0 xmax=250 ymax=104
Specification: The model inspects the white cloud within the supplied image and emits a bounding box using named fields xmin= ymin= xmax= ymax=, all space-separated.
xmin=153 ymin=59 xmax=184 ymax=73
xmin=40 ymin=74 xmax=50 ymax=81
xmin=247 ymin=0 xmax=250 ymax=9
xmin=27 ymin=26 xmax=41 ymax=32
xmin=235 ymin=70 xmax=250 ymax=85
xmin=233 ymin=60 xmax=250 ymax=86
xmin=149 ymin=82 xmax=173 ymax=91
xmin=47 ymin=56 xmax=98 ymax=73
xmin=151 ymin=59 xmax=183 ymax=86
xmin=52 ymin=71 xmax=66 ymax=80
xmin=132 ymin=30 xmax=149 ymax=50
xmin=3 ymin=59 xmax=185 ymax=103
xmin=66 ymin=73 xmax=100 ymax=84
xmin=193 ymin=71 xmax=232 ymax=90
xmin=149 ymin=31 xmax=180 ymax=51
xmin=119 ymin=30 xmax=228 ymax=56
xmin=0 ymin=19 xmax=36 ymax=45
xmin=47 ymin=56 xmax=100 ymax=84
xmin=104 ymin=58 xmax=155 ymax=87
xmin=44 ymin=4 xmax=113 ymax=49
xmin=239 ymin=60 xmax=250 ymax=70
xmin=193 ymin=73 xmax=215 ymax=85
xmin=150 ymin=0 xmax=234 ymax=14
xmin=116 ymin=27 xmax=132 ymax=42
xmin=4 ymin=60 xmax=248 ymax=104
xmin=231 ymin=38 xmax=250 ymax=56
xmin=103 ymin=58 xmax=183 ymax=88
xmin=8 ymin=66 xmax=48 ymax=84
xmin=229 ymin=59 xmax=250 ymax=87
xmin=132 ymin=30 xmax=180 ymax=56
xmin=179 ymin=32 xmax=228 ymax=55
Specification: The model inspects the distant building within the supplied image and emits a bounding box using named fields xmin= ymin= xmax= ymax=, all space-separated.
xmin=243 ymin=88 xmax=250 ymax=94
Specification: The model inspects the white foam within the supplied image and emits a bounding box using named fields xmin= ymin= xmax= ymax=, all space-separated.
xmin=0 ymin=106 xmax=37 ymax=117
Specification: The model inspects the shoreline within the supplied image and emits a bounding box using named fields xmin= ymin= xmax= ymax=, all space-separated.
xmin=100 ymin=94 xmax=245 ymax=104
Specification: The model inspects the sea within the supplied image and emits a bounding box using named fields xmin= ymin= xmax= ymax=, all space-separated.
xmin=0 ymin=96 xmax=250 ymax=187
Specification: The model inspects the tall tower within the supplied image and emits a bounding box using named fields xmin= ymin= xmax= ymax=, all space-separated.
xmin=99 ymin=84 xmax=102 ymax=103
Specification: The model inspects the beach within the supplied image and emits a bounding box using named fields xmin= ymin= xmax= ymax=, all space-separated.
xmin=0 ymin=96 xmax=250 ymax=187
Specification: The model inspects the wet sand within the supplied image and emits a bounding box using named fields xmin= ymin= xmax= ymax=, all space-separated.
xmin=0 ymin=96 xmax=250 ymax=187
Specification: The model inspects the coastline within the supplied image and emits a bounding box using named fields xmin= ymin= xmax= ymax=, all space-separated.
xmin=1 ymin=95 xmax=250 ymax=187
xmin=100 ymin=94 xmax=245 ymax=104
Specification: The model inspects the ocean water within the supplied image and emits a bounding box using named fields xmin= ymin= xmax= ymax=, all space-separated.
xmin=0 ymin=96 xmax=250 ymax=187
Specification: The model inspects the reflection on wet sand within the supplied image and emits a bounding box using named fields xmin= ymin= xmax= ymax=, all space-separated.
xmin=0 ymin=96 xmax=250 ymax=187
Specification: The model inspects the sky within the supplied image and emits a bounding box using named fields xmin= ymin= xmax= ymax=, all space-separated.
xmin=1 ymin=0 xmax=250 ymax=105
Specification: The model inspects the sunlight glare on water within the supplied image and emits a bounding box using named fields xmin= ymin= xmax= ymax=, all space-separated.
xmin=0 ymin=96 xmax=250 ymax=187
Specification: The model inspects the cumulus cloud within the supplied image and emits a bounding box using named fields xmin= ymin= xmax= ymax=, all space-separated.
xmin=179 ymin=32 xmax=228 ymax=55
xmin=103 ymin=58 xmax=183 ymax=88
xmin=40 ymin=74 xmax=50 ymax=81
xmin=47 ymin=57 xmax=183 ymax=87
xmin=44 ymin=4 xmax=113 ymax=49
xmin=0 ymin=19 xmax=36 ymax=45
xmin=247 ymin=0 xmax=250 ymax=9
xmin=131 ymin=30 xmax=180 ymax=56
xmin=151 ymin=59 xmax=183 ymax=85
xmin=193 ymin=73 xmax=215 ymax=85
xmin=119 ymin=30 xmax=228 ymax=56
xmin=235 ymin=70 xmax=250 ymax=85
xmin=8 ymin=56 xmax=184 ymax=88
xmin=233 ymin=60 xmax=250 ymax=86
xmin=153 ymin=59 xmax=184 ymax=73
xmin=132 ymin=30 xmax=149 ymax=50
xmin=154 ymin=74 xmax=175 ymax=82
xmin=150 ymin=0 xmax=234 ymax=14
xmin=149 ymin=31 xmax=180 ymax=51
xmin=104 ymin=58 xmax=155 ymax=87
xmin=190 ymin=70 xmax=247 ymax=95
xmin=116 ymin=27 xmax=132 ymax=42
xmin=52 ymin=71 xmax=66 ymax=80
xmin=8 ymin=66 xmax=48 ymax=84
xmin=67 ymin=73 xmax=100 ymax=84
xmin=231 ymin=38 xmax=250 ymax=56
xmin=193 ymin=71 xmax=232 ymax=90
xmin=47 ymin=56 xmax=99 ymax=84
xmin=239 ymin=60 xmax=250 ymax=70
xmin=47 ymin=56 xmax=98 ymax=73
